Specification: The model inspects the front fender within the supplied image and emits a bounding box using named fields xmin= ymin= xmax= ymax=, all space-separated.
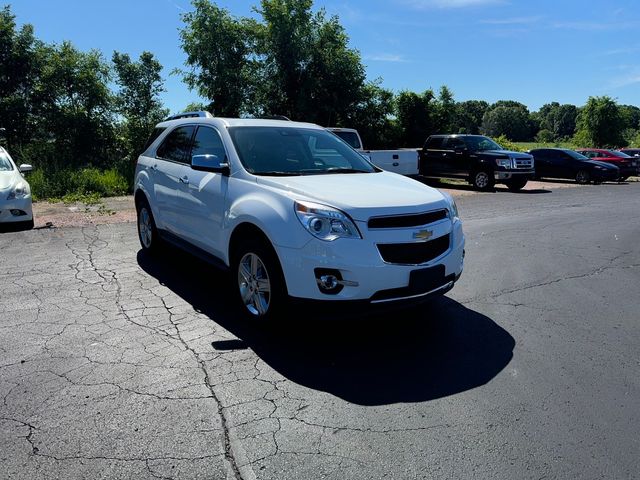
xmin=224 ymin=191 xmax=312 ymax=263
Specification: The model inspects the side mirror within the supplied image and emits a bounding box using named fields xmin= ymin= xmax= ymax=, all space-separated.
xmin=191 ymin=154 xmax=230 ymax=175
xmin=19 ymin=164 xmax=33 ymax=173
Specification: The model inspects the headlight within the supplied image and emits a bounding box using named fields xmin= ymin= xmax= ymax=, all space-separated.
xmin=495 ymin=158 xmax=513 ymax=168
xmin=294 ymin=200 xmax=361 ymax=241
xmin=442 ymin=192 xmax=459 ymax=220
xmin=6 ymin=182 xmax=29 ymax=200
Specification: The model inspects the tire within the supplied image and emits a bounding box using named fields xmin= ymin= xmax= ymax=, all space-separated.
xmin=575 ymin=170 xmax=590 ymax=185
xmin=232 ymin=237 xmax=287 ymax=322
xmin=506 ymin=178 xmax=528 ymax=192
xmin=136 ymin=197 xmax=161 ymax=253
xmin=471 ymin=169 xmax=495 ymax=191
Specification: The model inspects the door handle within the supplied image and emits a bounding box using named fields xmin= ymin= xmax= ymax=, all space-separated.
xmin=179 ymin=175 xmax=189 ymax=184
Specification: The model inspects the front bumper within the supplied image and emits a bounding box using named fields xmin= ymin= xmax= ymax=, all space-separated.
xmin=276 ymin=219 xmax=465 ymax=302
xmin=494 ymin=170 xmax=535 ymax=181
xmin=0 ymin=196 xmax=33 ymax=223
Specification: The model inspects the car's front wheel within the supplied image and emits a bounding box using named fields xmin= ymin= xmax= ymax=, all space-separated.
xmin=575 ymin=169 xmax=590 ymax=185
xmin=233 ymin=238 xmax=287 ymax=322
xmin=471 ymin=169 xmax=495 ymax=191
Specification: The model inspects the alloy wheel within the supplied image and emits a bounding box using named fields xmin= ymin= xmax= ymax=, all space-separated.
xmin=238 ymin=252 xmax=271 ymax=317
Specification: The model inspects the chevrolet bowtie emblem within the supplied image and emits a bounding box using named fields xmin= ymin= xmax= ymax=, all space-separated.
xmin=413 ymin=229 xmax=433 ymax=240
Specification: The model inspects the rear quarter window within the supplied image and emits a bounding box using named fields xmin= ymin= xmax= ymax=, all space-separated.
xmin=143 ymin=127 xmax=167 ymax=153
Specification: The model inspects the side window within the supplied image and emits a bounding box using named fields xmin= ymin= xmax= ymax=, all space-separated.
xmin=583 ymin=151 xmax=596 ymax=158
xmin=533 ymin=150 xmax=547 ymax=161
xmin=191 ymin=127 xmax=226 ymax=162
xmin=142 ymin=127 xmax=167 ymax=152
xmin=426 ymin=137 xmax=444 ymax=149
xmin=156 ymin=126 xmax=196 ymax=163
xmin=444 ymin=137 xmax=466 ymax=150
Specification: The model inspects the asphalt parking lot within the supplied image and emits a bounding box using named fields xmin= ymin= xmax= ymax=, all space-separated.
xmin=1 ymin=182 xmax=639 ymax=479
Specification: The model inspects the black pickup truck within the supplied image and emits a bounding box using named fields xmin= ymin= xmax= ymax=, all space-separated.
xmin=419 ymin=134 xmax=535 ymax=191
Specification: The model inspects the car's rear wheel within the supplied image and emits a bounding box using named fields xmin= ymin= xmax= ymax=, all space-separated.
xmin=136 ymin=197 xmax=161 ymax=252
xmin=472 ymin=170 xmax=494 ymax=191
xmin=233 ymin=238 xmax=287 ymax=322
xmin=575 ymin=170 xmax=590 ymax=185
xmin=506 ymin=178 xmax=528 ymax=192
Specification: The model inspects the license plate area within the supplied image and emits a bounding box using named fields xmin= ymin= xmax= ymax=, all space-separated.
xmin=409 ymin=264 xmax=446 ymax=294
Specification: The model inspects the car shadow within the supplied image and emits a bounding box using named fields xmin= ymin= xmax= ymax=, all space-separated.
xmin=137 ymin=249 xmax=515 ymax=406
xmin=415 ymin=177 xmax=551 ymax=194
xmin=0 ymin=222 xmax=33 ymax=233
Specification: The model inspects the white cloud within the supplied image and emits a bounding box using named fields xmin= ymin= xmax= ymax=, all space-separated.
xmin=610 ymin=67 xmax=640 ymax=88
xmin=401 ymin=0 xmax=505 ymax=9
xmin=364 ymin=53 xmax=409 ymax=63
xmin=480 ymin=15 xmax=542 ymax=25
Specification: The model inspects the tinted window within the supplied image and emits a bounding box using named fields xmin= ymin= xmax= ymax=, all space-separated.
xmin=531 ymin=149 xmax=547 ymax=160
xmin=444 ymin=137 xmax=466 ymax=150
xmin=607 ymin=150 xmax=631 ymax=158
xmin=191 ymin=127 xmax=226 ymax=162
xmin=156 ymin=126 xmax=195 ymax=163
xmin=426 ymin=137 xmax=444 ymax=149
xmin=332 ymin=131 xmax=362 ymax=149
xmin=564 ymin=150 xmax=589 ymax=160
xmin=228 ymin=127 xmax=376 ymax=176
xmin=143 ymin=127 xmax=167 ymax=152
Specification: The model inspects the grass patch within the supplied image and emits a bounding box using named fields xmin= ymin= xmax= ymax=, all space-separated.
xmin=29 ymin=168 xmax=129 ymax=201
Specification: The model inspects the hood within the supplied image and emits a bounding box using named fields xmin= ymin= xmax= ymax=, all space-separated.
xmin=0 ymin=170 xmax=20 ymax=190
xmin=256 ymin=171 xmax=449 ymax=221
xmin=481 ymin=150 xmax=532 ymax=159
xmin=585 ymin=160 xmax=619 ymax=170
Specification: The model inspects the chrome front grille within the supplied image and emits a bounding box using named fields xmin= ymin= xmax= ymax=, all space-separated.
xmin=514 ymin=158 xmax=534 ymax=169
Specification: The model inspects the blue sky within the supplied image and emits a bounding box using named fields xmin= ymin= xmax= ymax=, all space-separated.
xmin=10 ymin=0 xmax=640 ymax=114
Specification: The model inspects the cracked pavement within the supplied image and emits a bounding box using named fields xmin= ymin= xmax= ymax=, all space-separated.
xmin=1 ymin=183 xmax=639 ymax=479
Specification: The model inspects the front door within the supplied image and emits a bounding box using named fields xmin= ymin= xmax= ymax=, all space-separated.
xmin=174 ymin=126 xmax=228 ymax=258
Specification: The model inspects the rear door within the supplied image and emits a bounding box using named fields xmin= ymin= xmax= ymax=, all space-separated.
xmin=173 ymin=125 xmax=229 ymax=257
xmin=422 ymin=137 xmax=447 ymax=175
xmin=153 ymin=125 xmax=196 ymax=231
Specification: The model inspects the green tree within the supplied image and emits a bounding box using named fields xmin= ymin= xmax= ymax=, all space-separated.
xmin=0 ymin=6 xmax=42 ymax=150
xmin=31 ymin=41 xmax=115 ymax=169
xmin=435 ymin=85 xmax=456 ymax=133
xmin=255 ymin=0 xmax=365 ymax=123
xmin=338 ymin=80 xmax=397 ymax=149
xmin=535 ymin=102 xmax=578 ymax=140
xmin=455 ymin=100 xmax=489 ymax=134
xmin=481 ymin=102 xmax=535 ymax=141
xmin=179 ymin=0 xmax=256 ymax=116
xmin=574 ymin=96 xmax=625 ymax=147
xmin=112 ymin=51 xmax=168 ymax=160
xmin=396 ymin=89 xmax=437 ymax=147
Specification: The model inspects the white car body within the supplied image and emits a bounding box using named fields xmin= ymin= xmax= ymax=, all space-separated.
xmin=327 ymin=127 xmax=420 ymax=176
xmin=0 ymin=147 xmax=33 ymax=225
xmin=135 ymin=116 xmax=464 ymax=308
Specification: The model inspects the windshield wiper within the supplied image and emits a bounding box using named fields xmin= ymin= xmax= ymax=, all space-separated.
xmin=324 ymin=167 xmax=371 ymax=174
xmin=253 ymin=171 xmax=303 ymax=176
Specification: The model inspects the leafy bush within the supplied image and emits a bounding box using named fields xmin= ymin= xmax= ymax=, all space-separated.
xmin=535 ymin=129 xmax=555 ymax=143
xmin=28 ymin=167 xmax=129 ymax=201
xmin=494 ymin=134 xmax=525 ymax=152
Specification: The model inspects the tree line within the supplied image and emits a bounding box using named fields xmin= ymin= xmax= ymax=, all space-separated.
xmin=1 ymin=1 xmax=639 ymax=195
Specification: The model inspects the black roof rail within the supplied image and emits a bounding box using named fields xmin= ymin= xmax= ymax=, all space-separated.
xmin=165 ymin=111 xmax=214 ymax=121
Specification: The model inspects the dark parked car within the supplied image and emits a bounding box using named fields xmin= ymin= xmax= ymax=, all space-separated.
xmin=620 ymin=148 xmax=640 ymax=158
xmin=528 ymin=148 xmax=619 ymax=184
xmin=420 ymin=134 xmax=534 ymax=191
xmin=575 ymin=148 xmax=639 ymax=181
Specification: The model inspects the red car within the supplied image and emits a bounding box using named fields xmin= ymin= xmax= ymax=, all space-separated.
xmin=575 ymin=149 xmax=639 ymax=180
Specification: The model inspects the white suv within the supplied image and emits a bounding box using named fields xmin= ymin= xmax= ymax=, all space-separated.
xmin=134 ymin=113 xmax=465 ymax=320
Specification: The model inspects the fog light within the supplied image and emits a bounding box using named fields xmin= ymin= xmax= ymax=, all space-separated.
xmin=10 ymin=209 xmax=26 ymax=216
xmin=314 ymin=268 xmax=344 ymax=295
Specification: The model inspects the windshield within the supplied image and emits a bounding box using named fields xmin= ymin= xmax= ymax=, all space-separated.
xmin=464 ymin=136 xmax=503 ymax=151
xmin=607 ymin=150 xmax=632 ymax=158
xmin=0 ymin=151 xmax=14 ymax=171
xmin=564 ymin=149 xmax=589 ymax=160
xmin=228 ymin=127 xmax=376 ymax=176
